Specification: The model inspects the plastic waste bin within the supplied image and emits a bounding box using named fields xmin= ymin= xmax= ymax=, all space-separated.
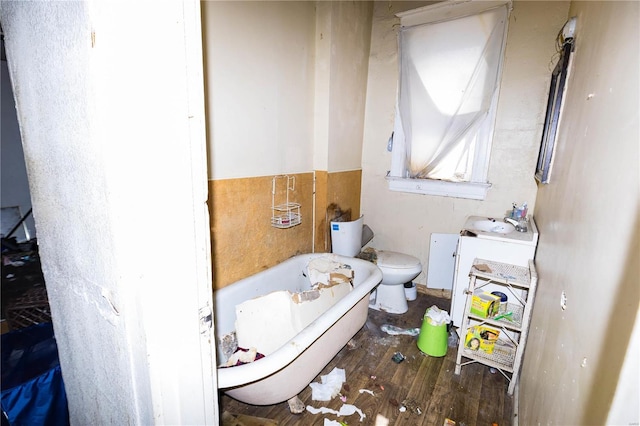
xmin=417 ymin=305 xmax=450 ymax=357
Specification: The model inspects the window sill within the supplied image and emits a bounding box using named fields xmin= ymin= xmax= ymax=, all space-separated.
xmin=386 ymin=176 xmax=491 ymax=200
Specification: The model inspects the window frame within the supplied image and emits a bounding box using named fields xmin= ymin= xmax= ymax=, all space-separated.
xmin=535 ymin=39 xmax=574 ymax=184
xmin=388 ymin=0 xmax=512 ymax=200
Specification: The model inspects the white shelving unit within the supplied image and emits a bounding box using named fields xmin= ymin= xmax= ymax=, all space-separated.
xmin=271 ymin=175 xmax=301 ymax=229
xmin=454 ymin=258 xmax=538 ymax=395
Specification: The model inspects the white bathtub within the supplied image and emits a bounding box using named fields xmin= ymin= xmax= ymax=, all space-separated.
xmin=214 ymin=253 xmax=382 ymax=405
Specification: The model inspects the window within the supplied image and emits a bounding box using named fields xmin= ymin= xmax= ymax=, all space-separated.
xmin=388 ymin=1 xmax=511 ymax=200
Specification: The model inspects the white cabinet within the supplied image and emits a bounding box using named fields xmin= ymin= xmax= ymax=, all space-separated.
xmin=450 ymin=216 xmax=538 ymax=328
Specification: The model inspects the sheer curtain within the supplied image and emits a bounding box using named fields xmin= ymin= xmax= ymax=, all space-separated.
xmin=396 ymin=5 xmax=508 ymax=182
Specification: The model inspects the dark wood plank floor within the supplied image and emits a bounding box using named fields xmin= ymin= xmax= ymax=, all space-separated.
xmin=220 ymin=291 xmax=513 ymax=426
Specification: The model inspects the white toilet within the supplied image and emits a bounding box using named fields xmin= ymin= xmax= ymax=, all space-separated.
xmin=330 ymin=216 xmax=422 ymax=314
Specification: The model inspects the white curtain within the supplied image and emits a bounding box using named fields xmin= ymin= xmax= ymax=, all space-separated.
xmin=397 ymin=6 xmax=508 ymax=181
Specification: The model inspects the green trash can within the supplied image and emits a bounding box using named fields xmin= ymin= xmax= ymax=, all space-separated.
xmin=417 ymin=312 xmax=448 ymax=357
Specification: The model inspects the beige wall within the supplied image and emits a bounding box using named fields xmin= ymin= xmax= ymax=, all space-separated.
xmin=520 ymin=1 xmax=639 ymax=424
xmin=203 ymin=2 xmax=372 ymax=288
xmin=360 ymin=1 xmax=569 ymax=284
xmin=203 ymin=3 xmax=639 ymax=421
xmin=202 ymin=1 xmax=316 ymax=179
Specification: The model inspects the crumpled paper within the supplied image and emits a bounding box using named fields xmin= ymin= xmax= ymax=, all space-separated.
xmin=425 ymin=305 xmax=451 ymax=326
xmin=309 ymin=367 xmax=345 ymax=401
xmin=307 ymin=403 xmax=366 ymax=422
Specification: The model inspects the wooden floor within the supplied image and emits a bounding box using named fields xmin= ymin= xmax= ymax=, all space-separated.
xmin=220 ymin=292 xmax=514 ymax=426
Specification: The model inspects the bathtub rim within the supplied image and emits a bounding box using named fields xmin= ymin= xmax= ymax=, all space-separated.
xmin=215 ymin=253 xmax=382 ymax=390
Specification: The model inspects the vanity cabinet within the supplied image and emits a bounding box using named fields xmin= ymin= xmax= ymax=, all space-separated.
xmin=454 ymin=258 xmax=538 ymax=395
xmin=450 ymin=216 xmax=538 ymax=328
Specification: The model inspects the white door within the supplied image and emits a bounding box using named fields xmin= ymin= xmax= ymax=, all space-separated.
xmin=0 ymin=1 xmax=218 ymax=423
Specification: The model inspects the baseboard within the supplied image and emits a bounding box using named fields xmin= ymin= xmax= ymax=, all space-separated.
xmin=512 ymin=380 xmax=520 ymax=426
xmin=416 ymin=284 xmax=451 ymax=299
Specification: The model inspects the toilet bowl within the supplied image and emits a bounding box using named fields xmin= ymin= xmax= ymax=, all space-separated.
xmin=368 ymin=250 xmax=421 ymax=314
xmin=330 ymin=217 xmax=422 ymax=315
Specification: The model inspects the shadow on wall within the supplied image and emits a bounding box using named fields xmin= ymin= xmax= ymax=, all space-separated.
xmin=582 ymin=209 xmax=640 ymax=424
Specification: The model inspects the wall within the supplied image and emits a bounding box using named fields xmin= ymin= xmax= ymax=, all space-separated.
xmin=520 ymin=1 xmax=639 ymax=424
xmin=360 ymin=1 xmax=569 ymax=284
xmin=0 ymin=1 xmax=217 ymax=423
xmin=202 ymin=1 xmax=373 ymax=288
xmin=1 ymin=59 xmax=36 ymax=241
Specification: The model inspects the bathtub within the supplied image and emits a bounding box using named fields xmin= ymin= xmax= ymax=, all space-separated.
xmin=214 ymin=253 xmax=382 ymax=405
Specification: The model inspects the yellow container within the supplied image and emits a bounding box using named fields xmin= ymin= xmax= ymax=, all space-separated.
xmin=465 ymin=325 xmax=500 ymax=354
xmin=470 ymin=291 xmax=500 ymax=318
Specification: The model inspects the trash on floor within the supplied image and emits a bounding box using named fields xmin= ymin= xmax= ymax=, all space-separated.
xmin=309 ymin=367 xmax=346 ymax=401
xmin=358 ymin=388 xmax=375 ymax=396
xmin=391 ymin=352 xmax=406 ymax=363
xmin=306 ymin=403 xmax=366 ymax=422
xmin=447 ymin=328 xmax=460 ymax=347
xmin=443 ymin=418 xmax=456 ymax=426
xmin=375 ymin=414 xmax=390 ymax=426
xmin=400 ymin=398 xmax=422 ymax=415
xmin=287 ymin=396 xmax=305 ymax=414
xmin=380 ymin=324 xmax=420 ymax=336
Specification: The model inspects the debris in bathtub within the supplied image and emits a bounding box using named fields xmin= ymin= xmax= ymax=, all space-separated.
xmin=307 ymin=256 xmax=355 ymax=287
xmin=309 ymin=367 xmax=346 ymax=401
xmin=306 ymin=403 xmax=366 ymax=422
xmin=235 ymin=273 xmax=353 ymax=355
xmin=287 ymin=396 xmax=306 ymax=414
xmin=219 ymin=331 xmax=238 ymax=361
xmin=381 ymin=324 xmax=420 ymax=336
xmin=391 ymin=352 xmax=406 ymax=363
xmin=221 ymin=347 xmax=265 ymax=367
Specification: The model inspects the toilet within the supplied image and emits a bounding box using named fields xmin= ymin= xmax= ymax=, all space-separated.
xmin=330 ymin=216 xmax=422 ymax=314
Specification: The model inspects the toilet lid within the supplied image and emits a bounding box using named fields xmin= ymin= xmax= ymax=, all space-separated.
xmin=375 ymin=250 xmax=421 ymax=269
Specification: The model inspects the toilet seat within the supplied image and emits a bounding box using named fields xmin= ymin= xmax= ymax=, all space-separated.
xmin=375 ymin=250 xmax=420 ymax=269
